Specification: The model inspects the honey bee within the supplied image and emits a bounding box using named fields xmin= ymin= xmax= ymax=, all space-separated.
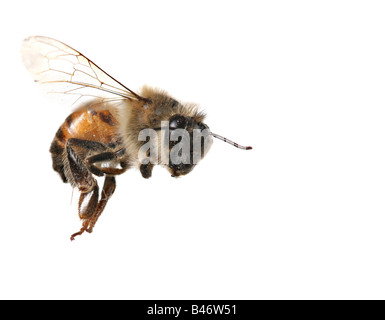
xmin=21 ymin=36 xmax=252 ymax=240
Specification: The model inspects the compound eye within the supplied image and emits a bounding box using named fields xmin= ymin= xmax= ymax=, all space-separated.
xmin=169 ymin=115 xmax=186 ymax=130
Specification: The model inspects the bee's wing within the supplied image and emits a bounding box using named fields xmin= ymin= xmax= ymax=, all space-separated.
xmin=21 ymin=36 xmax=144 ymax=107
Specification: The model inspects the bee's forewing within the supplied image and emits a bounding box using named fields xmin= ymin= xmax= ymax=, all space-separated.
xmin=21 ymin=36 xmax=143 ymax=108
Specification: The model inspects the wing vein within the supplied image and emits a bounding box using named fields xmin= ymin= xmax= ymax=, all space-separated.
xmin=40 ymin=80 xmax=135 ymax=99
xmin=21 ymin=36 xmax=146 ymax=108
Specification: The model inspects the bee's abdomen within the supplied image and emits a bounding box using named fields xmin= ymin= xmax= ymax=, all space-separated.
xmin=49 ymin=107 xmax=121 ymax=183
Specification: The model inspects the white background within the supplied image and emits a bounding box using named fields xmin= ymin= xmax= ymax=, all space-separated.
xmin=1 ymin=0 xmax=385 ymax=300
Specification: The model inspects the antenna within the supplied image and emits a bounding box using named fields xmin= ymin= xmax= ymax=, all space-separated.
xmin=210 ymin=133 xmax=252 ymax=150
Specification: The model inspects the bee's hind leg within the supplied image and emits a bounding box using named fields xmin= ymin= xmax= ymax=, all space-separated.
xmin=66 ymin=142 xmax=101 ymax=241
xmin=85 ymin=175 xmax=116 ymax=235
xmin=66 ymin=139 xmax=123 ymax=240
xmin=70 ymin=184 xmax=100 ymax=241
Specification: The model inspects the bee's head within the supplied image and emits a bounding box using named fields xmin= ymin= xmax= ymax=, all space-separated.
xmin=166 ymin=114 xmax=213 ymax=177
xmin=137 ymin=87 xmax=252 ymax=178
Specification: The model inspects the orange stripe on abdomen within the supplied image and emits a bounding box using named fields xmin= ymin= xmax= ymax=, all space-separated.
xmin=61 ymin=108 xmax=120 ymax=145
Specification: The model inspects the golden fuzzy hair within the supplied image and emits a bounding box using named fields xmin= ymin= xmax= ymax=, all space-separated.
xmin=117 ymin=86 xmax=206 ymax=167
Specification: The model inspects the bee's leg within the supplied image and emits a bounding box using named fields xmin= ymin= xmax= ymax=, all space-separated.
xmin=66 ymin=139 xmax=122 ymax=176
xmin=66 ymin=143 xmax=101 ymax=241
xmin=140 ymin=162 xmax=154 ymax=179
xmin=50 ymin=140 xmax=68 ymax=183
xmin=85 ymin=148 xmax=129 ymax=176
xmin=70 ymin=184 xmax=99 ymax=240
xmin=67 ymin=138 xmax=107 ymax=152
xmin=83 ymin=152 xmax=127 ymax=234
xmin=66 ymin=141 xmax=126 ymax=239
xmin=140 ymin=151 xmax=154 ymax=178
xmin=86 ymin=176 xmax=116 ymax=234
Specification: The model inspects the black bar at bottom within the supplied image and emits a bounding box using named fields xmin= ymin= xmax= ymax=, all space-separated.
xmin=127 ymin=300 xmax=256 ymax=319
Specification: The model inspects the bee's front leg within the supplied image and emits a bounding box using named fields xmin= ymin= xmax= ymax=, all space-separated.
xmin=140 ymin=162 xmax=154 ymax=179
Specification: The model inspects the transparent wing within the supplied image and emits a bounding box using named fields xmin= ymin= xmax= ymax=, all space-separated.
xmin=21 ymin=36 xmax=144 ymax=108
